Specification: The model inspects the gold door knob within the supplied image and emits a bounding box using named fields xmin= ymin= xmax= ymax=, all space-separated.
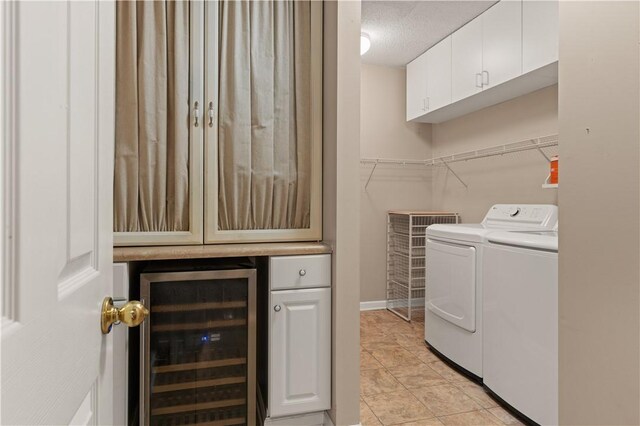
xmin=101 ymin=297 xmax=149 ymax=335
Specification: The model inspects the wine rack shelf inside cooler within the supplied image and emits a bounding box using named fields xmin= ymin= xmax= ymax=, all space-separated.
xmin=141 ymin=269 xmax=256 ymax=426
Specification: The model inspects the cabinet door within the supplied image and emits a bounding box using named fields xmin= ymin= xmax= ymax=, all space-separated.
xmin=406 ymin=53 xmax=429 ymax=121
xmin=269 ymin=288 xmax=331 ymax=418
xmin=113 ymin=1 xmax=204 ymax=246
xmin=204 ymin=2 xmax=324 ymax=244
xmin=451 ymin=17 xmax=483 ymax=102
xmin=426 ymin=36 xmax=452 ymax=111
xmin=523 ymin=0 xmax=558 ymax=74
xmin=482 ymin=0 xmax=522 ymax=88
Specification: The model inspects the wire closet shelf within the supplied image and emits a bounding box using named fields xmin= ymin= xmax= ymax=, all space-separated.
xmin=361 ymin=134 xmax=558 ymax=189
xmin=386 ymin=211 xmax=459 ymax=322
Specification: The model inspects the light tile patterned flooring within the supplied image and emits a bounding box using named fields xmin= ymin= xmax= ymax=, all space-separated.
xmin=360 ymin=310 xmax=525 ymax=426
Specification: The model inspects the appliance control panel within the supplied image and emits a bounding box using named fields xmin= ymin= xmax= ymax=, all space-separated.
xmin=483 ymin=204 xmax=558 ymax=229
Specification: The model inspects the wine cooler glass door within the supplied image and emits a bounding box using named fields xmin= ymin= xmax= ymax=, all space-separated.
xmin=141 ymin=270 xmax=256 ymax=426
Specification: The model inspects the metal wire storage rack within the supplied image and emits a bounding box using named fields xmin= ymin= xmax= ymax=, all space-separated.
xmin=387 ymin=211 xmax=459 ymax=321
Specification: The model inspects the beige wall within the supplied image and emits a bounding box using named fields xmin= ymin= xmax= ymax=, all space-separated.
xmin=323 ymin=1 xmax=361 ymax=424
xmin=558 ymin=2 xmax=640 ymax=424
xmin=360 ymin=64 xmax=432 ymax=303
xmin=431 ymin=85 xmax=559 ymax=223
xmin=359 ymin=75 xmax=560 ymax=304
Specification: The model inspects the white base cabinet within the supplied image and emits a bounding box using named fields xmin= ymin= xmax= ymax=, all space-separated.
xmin=269 ymin=288 xmax=331 ymax=417
xmin=266 ymin=254 xmax=331 ymax=420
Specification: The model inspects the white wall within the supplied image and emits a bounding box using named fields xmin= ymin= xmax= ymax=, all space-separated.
xmin=360 ymin=64 xmax=432 ymax=303
xmin=431 ymin=85 xmax=558 ymax=223
xmin=558 ymin=2 xmax=640 ymax=424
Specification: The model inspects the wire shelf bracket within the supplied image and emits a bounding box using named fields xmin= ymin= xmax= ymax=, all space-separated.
xmin=365 ymin=160 xmax=378 ymax=189
xmin=441 ymin=159 xmax=468 ymax=188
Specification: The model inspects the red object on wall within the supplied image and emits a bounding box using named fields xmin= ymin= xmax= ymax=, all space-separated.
xmin=550 ymin=156 xmax=558 ymax=184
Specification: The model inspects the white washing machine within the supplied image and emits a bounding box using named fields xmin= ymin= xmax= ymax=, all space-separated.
xmin=482 ymin=229 xmax=558 ymax=425
xmin=424 ymin=205 xmax=558 ymax=378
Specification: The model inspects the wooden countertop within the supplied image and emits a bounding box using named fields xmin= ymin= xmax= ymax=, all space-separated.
xmin=113 ymin=242 xmax=333 ymax=262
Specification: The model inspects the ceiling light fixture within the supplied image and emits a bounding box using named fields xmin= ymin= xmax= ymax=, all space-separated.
xmin=361 ymin=33 xmax=371 ymax=56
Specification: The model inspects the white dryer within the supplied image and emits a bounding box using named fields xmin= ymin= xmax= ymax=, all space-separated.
xmin=482 ymin=229 xmax=558 ymax=425
xmin=424 ymin=205 xmax=558 ymax=378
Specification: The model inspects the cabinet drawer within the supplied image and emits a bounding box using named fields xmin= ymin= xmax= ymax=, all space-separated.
xmin=270 ymin=254 xmax=331 ymax=290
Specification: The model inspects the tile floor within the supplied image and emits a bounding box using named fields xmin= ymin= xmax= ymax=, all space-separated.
xmin=360 ymin=310 xmax=524 ymax=426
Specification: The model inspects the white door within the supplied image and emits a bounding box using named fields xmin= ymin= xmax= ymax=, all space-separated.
xmin=425 ymin=36 xmax=452 ymax=112
xmin=451 ymin=16 xmax=483 ymax=102
xmin=426 ymin=240 xmax=476 ymax=332
xmin=269 ymin=288 xmax=331 ymax=418
xmin=482 ymin=0 xmax=522 ymax=89
xmin=2 ymin=1 xmax=119 ymax=424
xmin=523 ymin=0 xmax=559 ymax=74
xmin=406 ymin=53 xmax=428 ymax=121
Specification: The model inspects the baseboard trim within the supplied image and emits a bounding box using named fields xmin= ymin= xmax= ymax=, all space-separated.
xmin=263 ymin=411 xmax=328 ymax=425
xmin=360 ymin=300 xmax=387 ymax=311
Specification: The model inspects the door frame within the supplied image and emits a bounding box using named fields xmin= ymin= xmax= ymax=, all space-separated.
xmin=2 ymin=0 xmax=17 ymax=328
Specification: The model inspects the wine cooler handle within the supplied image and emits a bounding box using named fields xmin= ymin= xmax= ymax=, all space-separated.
xmin=274 ymin=305 xmax=282 ymax=312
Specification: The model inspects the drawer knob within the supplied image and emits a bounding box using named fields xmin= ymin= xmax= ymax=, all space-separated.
xmin=274 ymin=305 xmax=281 ymax=312
xmin=299 ymin=269 xmax=306 ymax=277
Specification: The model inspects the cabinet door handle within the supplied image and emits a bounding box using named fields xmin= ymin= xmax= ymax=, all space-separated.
xmin=299 ymin=269 xmax=306 ymax=277
xmin=426 ymin=97 xmax=430 ymax=111
xmin=193 ymin=101 xmax=200 ymax=127
xmin=422 ymin=98 xmax=426 ymax=111
xmin=208 ymin=101 xmax=214 ymax=127
xmin=476 ymin=73 xmax=482 ymax=88
xmin=274 ymin=305 xmax=281 ymax=312
xmin=482 ymin=70 xmax=489 ymax=86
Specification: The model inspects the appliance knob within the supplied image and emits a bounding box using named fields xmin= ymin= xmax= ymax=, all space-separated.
xmin=509 ymin=207 xmax=521 ymax=217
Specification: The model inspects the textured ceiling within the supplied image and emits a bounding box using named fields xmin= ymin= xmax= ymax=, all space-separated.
xmin=361 ymin=1 xmax=498 ymax=67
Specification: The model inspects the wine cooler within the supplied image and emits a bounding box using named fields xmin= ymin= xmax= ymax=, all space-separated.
xmin=140 ymin=269 xmax=256 ymax=426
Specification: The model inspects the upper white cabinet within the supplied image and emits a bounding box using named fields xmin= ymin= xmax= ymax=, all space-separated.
xmin=451 ymin=18 xmax=483 ymax=102
xmin=426 ymin=36 xmax=453 ymax=111
xmin=482 ymin=0 xmax=522 ymax=89
xmin=408 ymin=0 xmax=558 ymax=124
xmin=407 ymin=35 xmax=452 ymax=120
xmin=406 ymin=53 xmax=428 ymax=121
xmin=114 ymin=1 xmax=323 ymax=246
xmin=523 ymin=0 xmax=559 ymax=74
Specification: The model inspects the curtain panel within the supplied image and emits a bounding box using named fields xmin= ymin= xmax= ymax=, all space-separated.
xmin=114 ymin=1 xmax=190 ymax=232
xmin=217 ymin=0 xmax=312 ymax=231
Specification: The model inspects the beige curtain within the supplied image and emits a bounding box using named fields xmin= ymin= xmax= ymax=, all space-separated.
xmin=218 ymin=0 xmax=312 ymax=231
xmin=114 ymin=1 xmax=190 ymax=232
